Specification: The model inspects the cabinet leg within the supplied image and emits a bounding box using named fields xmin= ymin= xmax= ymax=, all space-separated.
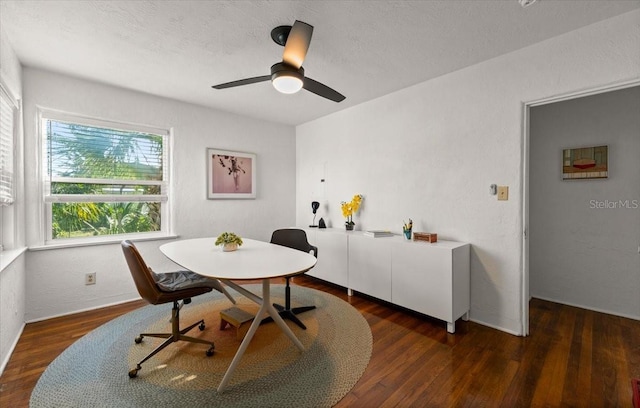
xmin=447 ymin=322 xmax=455 ymax=333
xmin=462 ymin=312 xmax=469 ymax=321
xmin=347 ymin=288 xmax=353 ymax=297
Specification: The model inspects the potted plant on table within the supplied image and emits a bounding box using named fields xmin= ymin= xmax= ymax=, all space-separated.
xmin=341 ymin=194 xmax=363 ymax=231
xmin=215 ymin=232 xmax=243 ymax=252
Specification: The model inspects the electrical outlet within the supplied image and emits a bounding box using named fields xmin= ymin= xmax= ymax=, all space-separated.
xmin=497 ymin=186 xmax=509 ymax=201
xmin=85 ymin=272 xmax=96 ymax=285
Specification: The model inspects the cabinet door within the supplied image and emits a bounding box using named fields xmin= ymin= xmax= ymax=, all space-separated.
xmin=348 ymin=235 xmax=392 ymax=301
xmin=392 ymin=242 xmax=452 ymax=322
xmin=305 ymin=229 xmax=348 ymax=287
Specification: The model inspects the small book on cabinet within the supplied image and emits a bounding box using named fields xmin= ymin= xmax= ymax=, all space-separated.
xmin=363 ymin=230 xmax=394 ymax=238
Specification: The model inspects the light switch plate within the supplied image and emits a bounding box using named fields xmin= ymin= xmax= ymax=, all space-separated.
xmin=497 ymin=186 xmax=509 ymax=201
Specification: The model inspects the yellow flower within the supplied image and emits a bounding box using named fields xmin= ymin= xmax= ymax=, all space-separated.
xmin=341 ymin=201 xmax=352 ymax=217
xmin=351 ymin=194 xmax=363 ymax=213
xmin=341 ymin=194 xmax=363 ymax=222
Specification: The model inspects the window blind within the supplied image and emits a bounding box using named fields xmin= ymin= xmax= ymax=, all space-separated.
xmin=44 ymin=118 xmax=167 ymax=203
xmin=0 ymin=86 xmax=16 ymax=206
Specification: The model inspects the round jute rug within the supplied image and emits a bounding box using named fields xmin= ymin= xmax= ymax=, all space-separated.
xmin=30 ymin=284 xmax=372 ymax=408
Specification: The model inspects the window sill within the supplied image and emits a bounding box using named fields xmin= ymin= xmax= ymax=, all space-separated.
xmin=29 ymin=234 xmax=179 ymax=251
xmin=0 ymin=247 xmax=28 ymax=273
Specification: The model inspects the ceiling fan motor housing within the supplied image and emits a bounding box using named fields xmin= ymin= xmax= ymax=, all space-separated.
xmin=271 ymin=62 xmax=304 ymax=79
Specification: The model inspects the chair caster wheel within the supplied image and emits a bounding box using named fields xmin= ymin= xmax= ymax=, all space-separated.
xmin=134 ymin=336 xmax=143 ymax=344
xmin=199 ymin=322 xmax=205 ymax=331
xmin=128 ymin=368 xmax=139 ymax=378
xmin=206 ymin=346 xmax=215 ymax=356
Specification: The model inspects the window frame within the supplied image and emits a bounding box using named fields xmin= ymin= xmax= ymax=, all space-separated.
xmin=39 ymin=108 xmax=173 ymax=246
xmin=0 ymin=81 xmax=18 ymax=252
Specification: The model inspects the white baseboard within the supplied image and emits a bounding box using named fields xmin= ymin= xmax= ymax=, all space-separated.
xmin=0 ymin=322 xmax=25 ymax=377
xmin=531 ymin=295 xmax=640 ymax=321
xmin=467 ymin=318 xmax=524 ymax=337
xmin=25 ymin=296 xmax=143 ymax=324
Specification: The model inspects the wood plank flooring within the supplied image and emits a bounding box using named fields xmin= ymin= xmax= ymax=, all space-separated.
xmin=1 ymin=276 xmax=639 ymax=407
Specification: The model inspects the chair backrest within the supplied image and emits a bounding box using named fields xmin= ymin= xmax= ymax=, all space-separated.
xmin=121 ymin=240 xmax=165 ymax=305
xmin=270 ymin=229 xmax=318 ymax=258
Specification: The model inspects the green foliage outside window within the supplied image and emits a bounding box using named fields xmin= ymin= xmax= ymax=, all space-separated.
xmin=46 ymin=119 xmax=165 ymax=239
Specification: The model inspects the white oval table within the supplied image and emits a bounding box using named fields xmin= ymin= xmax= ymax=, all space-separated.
xmin=159 ymin=237 xmax=317 ymax=392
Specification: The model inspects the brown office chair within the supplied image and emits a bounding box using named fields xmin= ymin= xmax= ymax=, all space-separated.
xmin=262 ymin=229 xmax=318 ymax=330
xmin=121 ymin=240 xmax=234 ymax=378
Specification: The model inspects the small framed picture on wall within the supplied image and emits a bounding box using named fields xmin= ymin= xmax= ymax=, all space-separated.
xmin=562 ymin=145 xmax=608 ymax=180
xmin=207 ymin=148 xmax=256 ymax=199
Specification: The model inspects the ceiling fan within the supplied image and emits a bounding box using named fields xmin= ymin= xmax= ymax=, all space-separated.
xmin=212 ymin=20 xmax=345 ymax=103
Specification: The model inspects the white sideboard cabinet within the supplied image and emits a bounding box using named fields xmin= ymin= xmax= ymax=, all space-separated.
xmin=304 ymin=228 xmax=348 ymax=287
xmin=391 ymin=240 xmax=470 ymax=333
xmin=348 ymin=234 xmax=392 ymax=302
xmin=304 ymin=228 xmax=470 ymax=333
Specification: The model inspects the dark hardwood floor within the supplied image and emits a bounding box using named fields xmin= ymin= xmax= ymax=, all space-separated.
xmin=1 ymin=275 xmax=638 ymax=407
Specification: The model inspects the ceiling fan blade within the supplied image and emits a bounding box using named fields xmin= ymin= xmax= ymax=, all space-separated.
xmin=303 ymin=77 xmax=345 ymax=102
xmin=282 ymin=20 xmax=313 ymax=69
xmin=212 ymin=75 xmax=271 ymax=89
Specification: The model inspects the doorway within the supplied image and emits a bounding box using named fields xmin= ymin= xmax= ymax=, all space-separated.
xmin=522 ymin=80 xmax=640 ymax=335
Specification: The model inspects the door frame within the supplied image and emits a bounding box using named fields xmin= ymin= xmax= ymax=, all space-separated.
xmin=520 ymin=78 xmax=640 ymax=336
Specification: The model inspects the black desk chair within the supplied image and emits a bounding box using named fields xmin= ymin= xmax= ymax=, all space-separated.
xmin=262 ymin=229 xmax=318 ymax=330
xmin=121 ymin=240 xmax=234 ymax=378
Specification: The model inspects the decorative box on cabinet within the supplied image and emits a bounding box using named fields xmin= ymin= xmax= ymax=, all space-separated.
xmin=304 ymin=228 xmax=348 ymax=287
xmin=391 ymin=240 xmax=470 ymax=333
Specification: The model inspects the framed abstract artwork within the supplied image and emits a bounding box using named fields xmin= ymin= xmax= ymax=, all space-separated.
xmin=207 ymin=149 xmax=256 ymax=199
xmin=562 ymin=145 xmax=608 ymax=180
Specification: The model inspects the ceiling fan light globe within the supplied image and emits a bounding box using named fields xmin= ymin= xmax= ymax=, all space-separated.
xmin=270 ymin=63 xmax=304 ymax=94
xmin=272 ymin=74 xmax=303 ymax=94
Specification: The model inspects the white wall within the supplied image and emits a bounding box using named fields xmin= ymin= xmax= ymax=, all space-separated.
xmin=296 ymin=10 xmax=640 ymax=335
xmin=22 ymin=68 xmax=296 ymax=321
xmin=0 ymin=25 xmax=25 ymax=374
xmin=530 ymin=86 xmax=640 ymax=319
xmin=0 ymin=253 xmax=25 ymax=373
xmin=0 ymin=27 xmax=21 ymax=98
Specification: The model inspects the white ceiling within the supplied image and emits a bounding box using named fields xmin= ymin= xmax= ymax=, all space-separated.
xmin=1 ymin=0 xmax=639 ymax=126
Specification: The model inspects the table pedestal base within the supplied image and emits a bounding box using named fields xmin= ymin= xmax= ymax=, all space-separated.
xmin=217 ymin=279 xmax=304 ymax=392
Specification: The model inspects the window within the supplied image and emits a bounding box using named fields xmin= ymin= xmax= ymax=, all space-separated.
xmin=0 ymin=83 xmax=17 ymax=252
xmin=41 ymin=111 xmax=171 ymax=243
xmin=0 ymin=85 xmax=15 ymax=206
